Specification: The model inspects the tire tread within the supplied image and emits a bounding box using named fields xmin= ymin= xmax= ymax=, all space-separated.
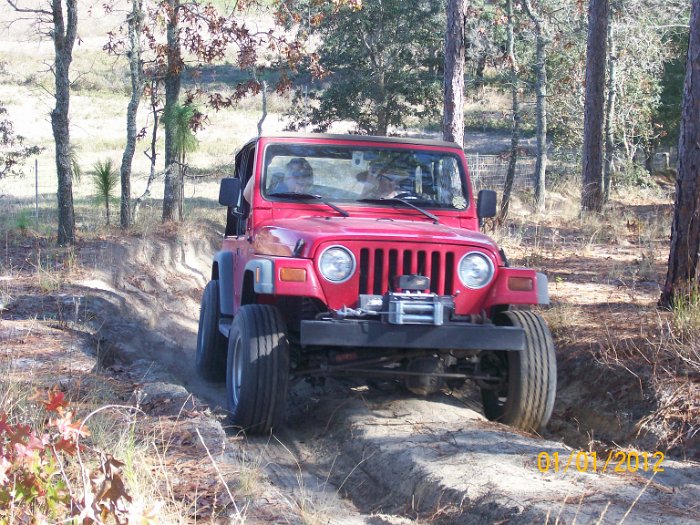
xmin=482 ymin=310 xmax=556 ymax=432
xmin=227 ymin=304 xmax=289 ymax=434
xmin=195 ymin=280 xmax=227 ymax=381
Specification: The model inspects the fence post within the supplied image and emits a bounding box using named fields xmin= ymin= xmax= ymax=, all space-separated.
xmin=34 ymin=158 xmax=39 ymax=224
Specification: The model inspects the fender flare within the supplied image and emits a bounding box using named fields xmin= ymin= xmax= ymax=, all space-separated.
xmin=244 ymin=259 xmax=275 ymax=294
xmin=536 ymin=272 xmax=550 ymax=306
xmin=213 ymin=251 xmax=234 ymax=317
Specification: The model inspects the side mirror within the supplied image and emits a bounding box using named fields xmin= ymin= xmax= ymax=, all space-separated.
xmin=219 ymin=178 xmax=242 ymax=208
xmin=477 ymin=189 xmax=497 ymax=219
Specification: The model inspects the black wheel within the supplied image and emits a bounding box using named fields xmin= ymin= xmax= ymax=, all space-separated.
xmin=226 ymin=304 xmax=290 ymax=434
xmin=196 ymin=280 xmax=227 ymax=381
xmin=480 ymin=310 xmax=556 ymax=432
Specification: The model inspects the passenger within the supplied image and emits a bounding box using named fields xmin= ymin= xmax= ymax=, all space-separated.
xmin=243 ymin=176 xmax=254 ymax=203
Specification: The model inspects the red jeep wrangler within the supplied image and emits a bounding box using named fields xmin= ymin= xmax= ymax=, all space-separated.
xmin=196 ymin=133 xmax=555 ymax=435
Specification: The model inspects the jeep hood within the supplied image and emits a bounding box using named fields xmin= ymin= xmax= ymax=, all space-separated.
xmin=253 ymin=216 xmax=499 ymax=257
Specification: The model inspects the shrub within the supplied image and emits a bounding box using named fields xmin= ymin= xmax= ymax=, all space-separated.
xmin=91 ymin=159 xmax=119 ymax=225
xmin=0 ymin=390 xmax=146 ymax=524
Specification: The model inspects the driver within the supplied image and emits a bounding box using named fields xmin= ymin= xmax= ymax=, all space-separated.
xmin=272 ymin=158 xmax=314 ymax=194
xmin=372 ymin=168 xmax=408 ymax=198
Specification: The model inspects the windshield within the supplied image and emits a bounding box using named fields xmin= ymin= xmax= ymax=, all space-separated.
xmin=262 ymin=143 xmax=469 ymax=210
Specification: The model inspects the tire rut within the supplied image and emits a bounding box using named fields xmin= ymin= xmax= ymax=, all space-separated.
xmin=68 ymin=227 xmax=700 ymax=525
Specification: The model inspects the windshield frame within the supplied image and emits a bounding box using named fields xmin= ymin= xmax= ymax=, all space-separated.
xmin=259 ymin=140 xmax=472 ymax=211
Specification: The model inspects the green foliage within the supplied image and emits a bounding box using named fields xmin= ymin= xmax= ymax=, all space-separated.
xmin=463 ymin=0 xmax=507 ymax=90
xmin=615 ymin=165 xmax=654 ymax=189
xmin=653 ymin=30 xmax=688 ymax=148
xmin=284 ymin=0 xmax=445 ymax=135
xmin=163 ymin=103 xmax=199 ymax=164
xmin=14 ymin=210 xmax=31 ymax=234
xmin=545 ymin=0 xmax=688 ymax=156
xmin=544 ymin=4 xmax=590 ymax=150
xmin=70 ymin=147 xmax=82 ymax=184
xmin=91 ymin=158 xmax=119 ymax=225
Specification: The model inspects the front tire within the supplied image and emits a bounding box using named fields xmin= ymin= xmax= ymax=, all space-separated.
xmin=196 ymin=280 xmax=227 ymax=381
xmin=226 ymin=304 xmax=290 ymax=434
xmin=480 ymin=310 xmax=556 ymax=432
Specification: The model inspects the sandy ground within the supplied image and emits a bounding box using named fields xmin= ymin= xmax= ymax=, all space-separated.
xmin=3 ymin=214 xmax=698 ymax=524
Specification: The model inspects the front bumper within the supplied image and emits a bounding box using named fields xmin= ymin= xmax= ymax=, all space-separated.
xmin=300 ymin=319 xmax=524 ymax=351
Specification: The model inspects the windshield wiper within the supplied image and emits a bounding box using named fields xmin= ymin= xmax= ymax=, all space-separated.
xmin=270 ymin=192 xmax=349 ymax=217
xmin=358 ymin=197 xmax=439 ymax=224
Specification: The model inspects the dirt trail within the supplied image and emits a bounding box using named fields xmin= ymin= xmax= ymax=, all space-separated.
xmin=59 ymin=225 xmax=700 ymax=524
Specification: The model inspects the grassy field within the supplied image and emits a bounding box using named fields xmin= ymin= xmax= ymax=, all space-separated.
xmin=0 ymin=0 xmax=292 ymax=207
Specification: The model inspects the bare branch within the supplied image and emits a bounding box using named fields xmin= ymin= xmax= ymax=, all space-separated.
xmin=5 ymin=0 xmax=52 ymax=16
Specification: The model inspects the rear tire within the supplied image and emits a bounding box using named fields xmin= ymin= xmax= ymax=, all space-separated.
xmin=226 ymin=304 xmax=290 ymax=434
xmin=196 ymin=280 xmax=227 ymax=381
xmin=480 ymin=310 xmax=556 ymax=432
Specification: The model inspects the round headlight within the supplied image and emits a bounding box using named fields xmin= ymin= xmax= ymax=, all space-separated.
xmin=319 ymin=246 xmax=356 ymax=283
xmin=458 ymin=252 xmax=494 ymax=289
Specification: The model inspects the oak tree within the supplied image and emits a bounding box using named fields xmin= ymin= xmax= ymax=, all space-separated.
xmin=0 ymin=103 xmax=41 ymax=179
xmin=5 ymin=0 xmax=78 ymax=244
xmin=521 ymin=0 xmax=548 ymax=212
xmin=443 ymin=0 xmax=466 ymax=147
xmin=284 ymin=0 xmax=445 ymax=136
xmin=120 ymin=0 xmax=145 ymax=229
xmin=500 ymin=0 xmax=521 ymax=221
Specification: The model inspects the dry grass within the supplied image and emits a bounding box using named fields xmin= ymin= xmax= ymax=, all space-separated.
xmin=497 ymin=178 xmax=700 ymax=457
xmin=1 ymin=228 xmax=347 ymax=524
xmin=0 ymin=317 xmax=253 ymax=523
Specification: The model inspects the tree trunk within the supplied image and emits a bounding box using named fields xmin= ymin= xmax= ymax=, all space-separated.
xmin=603 ymin=14 xmax=617 ymax=201
xmin=500 ymin=0 xmax=519 ymax=221
xmin=133 ymin=78 xmax=160 ymax=222
xmin=442 ymin=0 xmax=465 ymax=147
xmin=644 ymin=141 xmax=655 ymax=175
xmin=375 ymin=67 xmax=389 ymax=136
xmin=162 ymin=0 xmax=183 ymax=222
xmin=178 ymin=149 xmax=185 ymax=215
xmin=120 ymin=0 xmax=144 ymax=229
xmin=581 ymin=0 xmax=609 ymax=213
xmin=660 ymin=0 xmax=700 ymax=307
xmin=377 ymin=105 xmax=389 ymax=136
xmin=52 ymin=0 xmax=78 ymax=245
xmin=474 ymin=52 xmax=486 ymax=90
xmin=257 ymin=79 xmax=267 ymax=137
xmin=522 ymin=0 xmax=548 ymax=213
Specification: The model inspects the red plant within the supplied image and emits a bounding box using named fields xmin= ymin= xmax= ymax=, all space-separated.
xmin=0 ymin=389 xmax=138 ymax=524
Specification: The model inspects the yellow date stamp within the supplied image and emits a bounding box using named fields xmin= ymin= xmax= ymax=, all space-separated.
xmin=536 ymin=450 xmax=665 ymax=474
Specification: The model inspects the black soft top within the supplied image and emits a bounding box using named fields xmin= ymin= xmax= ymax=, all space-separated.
xmin=253 ymin=132 xmax=463 ymax=151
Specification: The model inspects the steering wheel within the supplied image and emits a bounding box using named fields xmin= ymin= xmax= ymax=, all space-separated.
xmin=394 ymin=191 xmax=420 ymax=200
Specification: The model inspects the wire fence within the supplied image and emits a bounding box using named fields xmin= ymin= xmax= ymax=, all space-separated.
xmin=467 ymin=149 xmax=676 ymax=194
xmin=0 ymin=148 xmax=676 ymax=234
xmin=0 ymin=163 xmax=167 ymax=233
xmin=467 ymin=151 xmax=587 ymax=193
xmin=1 ymin=160 xmax=59 ymax=232
xmin=468 ymin=153 xmax=536 ymax=193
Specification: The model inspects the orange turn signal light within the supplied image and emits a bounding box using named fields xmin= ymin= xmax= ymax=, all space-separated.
xmin=280 ymin=268 xmax=307 ymax=282
xmin=508 ymin=276 xmax=534 ymax=291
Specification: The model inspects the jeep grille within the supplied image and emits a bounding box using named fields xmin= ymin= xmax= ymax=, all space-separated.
xmin=358 ymin=248 xmax=455 ymax=295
